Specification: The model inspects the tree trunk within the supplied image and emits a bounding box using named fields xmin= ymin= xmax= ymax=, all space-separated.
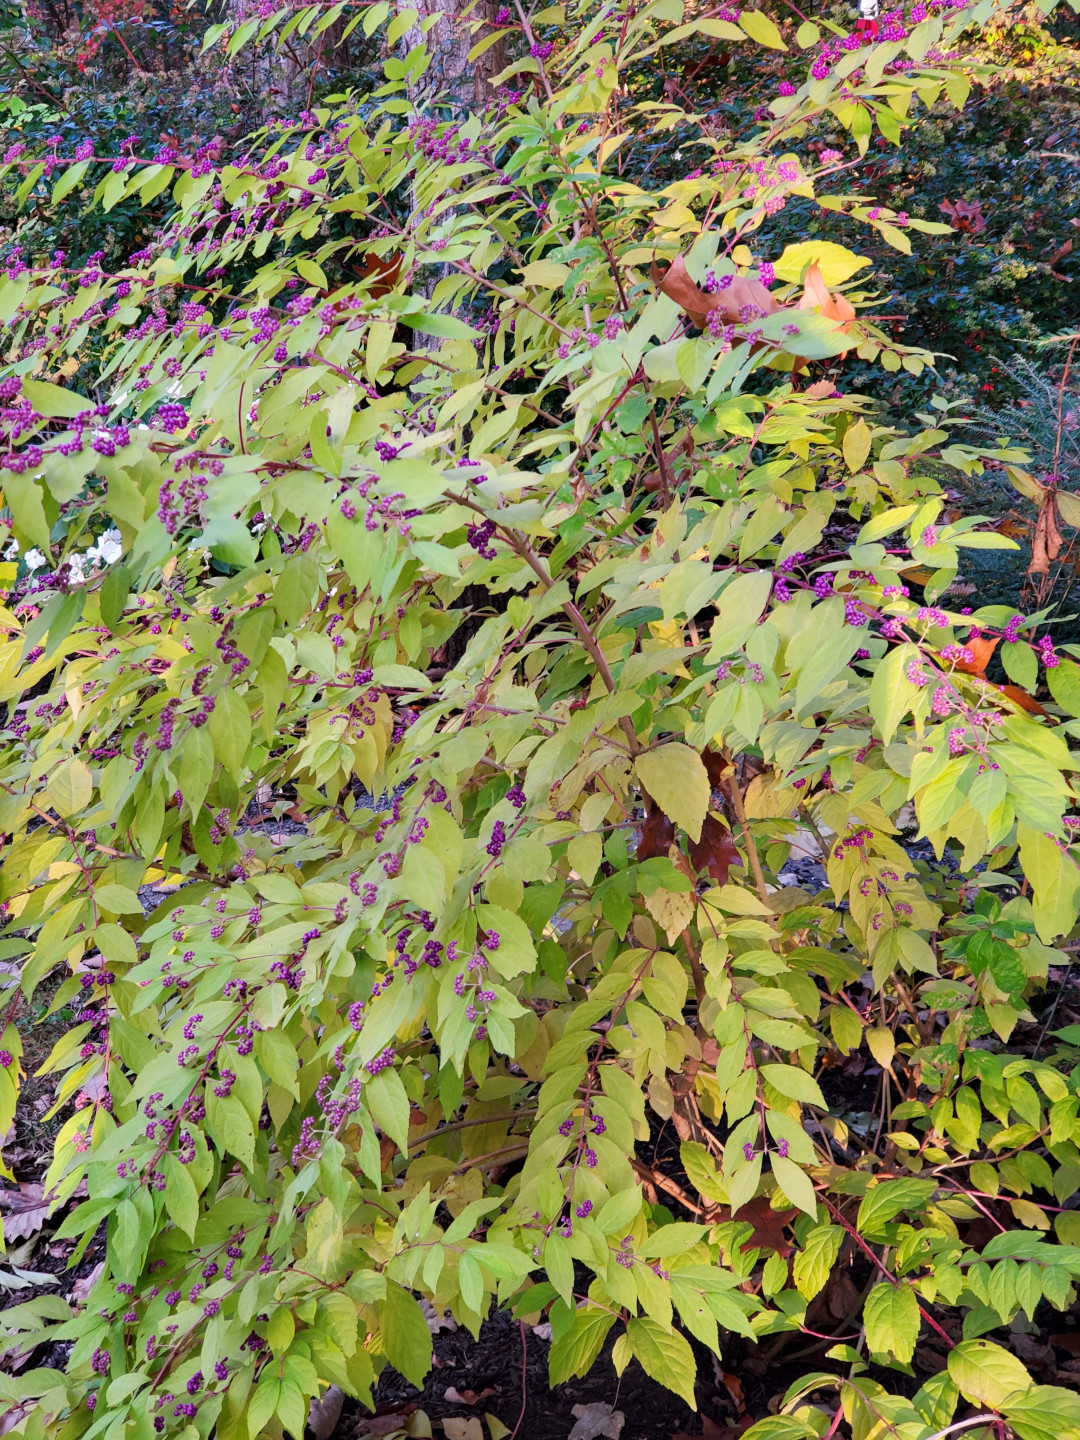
xmin=402 ymin=0 xmax=506 ymax=109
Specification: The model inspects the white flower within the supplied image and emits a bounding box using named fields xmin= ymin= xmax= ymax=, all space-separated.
xmin=85 ymin=528 xmax=122 ymax=567
xmin=23 ymin=548 xmax=47 ymax=571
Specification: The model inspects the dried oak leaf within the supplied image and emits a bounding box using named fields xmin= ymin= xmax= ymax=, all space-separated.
xmin=724 ymin=1194 xmax=796 ymax=1256
xmin=348 ymin=250 xmax=404 ymax=298
xmin=0 ymin=1183 xmax=50 ymax=1243
xmin=689 ymin=814 xmax=742 ymax=884
xmin=650 ymin=255 xmax=778 ymax=331
xmin=939 ymin=198 xmax=988 ymax=234
xmin=637 ymin=808 xmax=676 ymax=861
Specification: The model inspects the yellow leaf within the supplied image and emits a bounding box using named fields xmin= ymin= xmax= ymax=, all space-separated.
xmin=635 ymin=744 xmax=710 ymax=842
xmin=644 ymin=886 xmax=696 ymax=944
xmin=773 ymin=240 xmax=871 ymax=287
xmin=866 ymin=1026 xmax=895 ymax=1069
xmin=739 ymin=8 xmax=787 ymax=48
xmin=516 ymin=260 xmax=571 ymax=288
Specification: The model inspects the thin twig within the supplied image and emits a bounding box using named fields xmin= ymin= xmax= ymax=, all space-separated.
xmin=509 ymin=1321 xmax=529 ymax=1440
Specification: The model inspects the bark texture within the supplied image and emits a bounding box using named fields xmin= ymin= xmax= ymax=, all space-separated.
xmin=403 ymin=0 xmax=506 ymax=108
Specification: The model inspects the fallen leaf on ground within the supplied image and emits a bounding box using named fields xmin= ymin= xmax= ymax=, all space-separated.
xmin=443 ymin=1420 xmax=484 ymax=1440
xmin=0 ymin=1183 xmax=50 ymax=1242
xmin=69 ymin=1261 xmax=104 ymax=1304
xmin=308 ymin=1385 xmax=344 ymax=1440
xmin=356 ymin=1413 xmax=417 ymax=1437
xmin=443 ymin=1387 xmax=494 ymax=1405
xmin=569 ymin=1402 xmax=625 ymax=1439
xmin=720 ymin=1372 xmax=746 ymax=1413
xmin=420 ymin=1298 xmax=458 ymax=1333
xmin=671 ymin=1417 xmax=738 ymax=1440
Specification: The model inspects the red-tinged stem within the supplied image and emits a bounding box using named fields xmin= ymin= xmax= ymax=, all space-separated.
xmin=820 ymin=1195 xmax=956 ymax=1350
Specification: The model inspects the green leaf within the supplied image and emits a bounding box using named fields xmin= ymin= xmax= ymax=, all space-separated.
xmin=544 ymin=1233 xmax=574 ymax=1306
xmin=179 ymin=724 xmax=215 ymax=816
xmin=759 ymin=1064 xmax=824 ymax=1107
xmin=163 ymin=1154 xmax=200 ymax=1239
xmin=402 ymin=312 xmax=481 ymax=339
xmin=856 ymin=1178 xmax=936 ymax=1237
xmin=380 ymin=1282 xmax=433 ymax=1390
xmin=549 ymin=1306 xmax=615 ymax=1386
xmin=635 ymin=745 xmax=711 ymax=843
xmin=792 ymin=1224 xmax=843 ymax=1299
xmin=864 ymin=1281 xmax=920 ymax=1364
xmin=3 ymin=471 xmax=53 ymax=554
xmin=947 ymin=1339 xmax=1033 ymax=1408
xmin=275 ymin=552 xmax=319 ymax=628
xmin=771 ymin=1153 xmax=817 ymax=1217
xmin=680 ymin=1141 xmax=727 ymax=1203
xmin=366 ymin=1066 xmax=411 ymax=1154
xmin=1003 ymin=1385 xmax=1080 ymax=1440
xmin=20 ymin=379 xmax=90 ymax=419
xmin=869 ymin=643 xmax=923 ymax=745
xmin=596 ymin=1186 xmax=643 ymax=1235
xmin=739 ymin=9 xmax=786 ymax=48
xmin=92 ymin=883 xmax=144 ymax=914
xmin=209 ymin=687 xmax=252 ymax=776
xmin=45 ymin=759 xmax=92 ymax=818
xmin=100 ymin=564 xmax=131 ymax=631
xmin=626 ymin=1317 xmax=697 ymax=1408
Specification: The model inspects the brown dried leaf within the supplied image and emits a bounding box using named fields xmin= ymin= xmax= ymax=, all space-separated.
xmin=569 ymin=1402 xmax=626 ymax=1439
xmin=308 ymin=1385 xmax=344 ymax=1440
xmin=720 ymin=1372 xmax=747 ymax=1414
xmin=637 ymin=808 xmax=676 ymax=861
xmin=0 ymin=1183 xmax=50 ymax=1243
xmin=796 ymin=263 xmax=857 ymax=348
xmin=701 ymin=747 xmax=729 ymax=792
xmin=349 ymin=250 xmax=404 ymax=298
xmin=1029 ymin=498 xmax=1064 ymax=576
xmin=939 ymin=198 xmax=988 ymax=233
xmin=650 ymin=255 xmax=778 ymax=331
xmin=722 ymin=1194 xmax=796 ymax=1256
xmin=689 ymin=814 xmax=742 ymax=884
xmin=69 ymin=1260 xmax=104 ymax=1305
xmin=356 ymin=1413 xmax=418 ymax=1438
